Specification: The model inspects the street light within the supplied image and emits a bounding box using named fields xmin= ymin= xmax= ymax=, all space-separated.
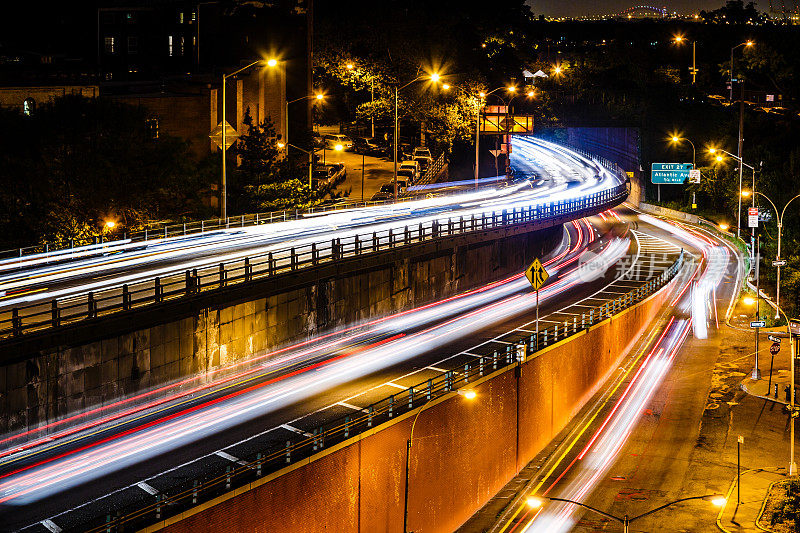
xmin=403 ymin=387 xmax=476 ymax=533
xmin=528 ymin=494 xmax=725 ymax=533
xmin=742 ymin=189 xmax=800 ymax=319
xmin=674 ymin=35 xmax=697 ymax=85
xmin=669 ymin=135 xmax=696 ymax=167
xmin=475 ymin=85 xmax=535 ymax=186
xmin=393 ymin=72 xmax=445 ymax=200
xmin=278 ymin=142 xmax=314 ymax=188
xmin=343 ymin=61 xmax=376 ymax=138
xmin=730 ymin=41 xmax=754 ymax=102
xmin=285 ymin=92 xmax=325 ymax=156
xmin=220 ymin=58 xmax=277 ymax=219
xmin=710 ymin=147 xmax=756 ymax=240
xmin=719 ymin=223 xmax=729 ymax=231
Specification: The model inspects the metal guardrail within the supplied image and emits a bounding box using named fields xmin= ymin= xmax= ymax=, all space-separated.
xmin=0 ymin=194 xmax=448 ymax=262
xmin=1 ymin=185 xmax=629 ymax=340
xmin=416 ymin=152 xmax=448 ymax=186
xmin=79 ymin=251 xmax=684 ymax=533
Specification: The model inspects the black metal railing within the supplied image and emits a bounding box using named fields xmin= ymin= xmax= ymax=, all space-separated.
xmin=0 ymin=185 xmax=628 ymax=340
xmin=79 ymin=251 xmax=684 ymax=533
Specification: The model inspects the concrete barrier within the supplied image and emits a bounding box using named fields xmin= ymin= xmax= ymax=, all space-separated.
xmin=0 ymin=226 xmax=563 ymax=433
xmin=148 ymin=278 xmax=673 ymax=533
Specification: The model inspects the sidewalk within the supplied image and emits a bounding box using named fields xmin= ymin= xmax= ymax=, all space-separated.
xmin=716 ymin=467 xmax=786 ymax=532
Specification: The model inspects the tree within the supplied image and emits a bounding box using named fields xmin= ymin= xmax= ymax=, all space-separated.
xmin=0 ymin=95 xmax=210 ymax=248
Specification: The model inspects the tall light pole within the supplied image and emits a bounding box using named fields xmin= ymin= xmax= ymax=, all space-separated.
xmin=279 ymin=142 xmax=314 ymax=189
xmin=476 ymin=86 xmax=534 ymax=185
xmin=743 ymin=190 xmax=800 ymax=319
xmin=710 ymin=147 xmax=754 ymax=241
xmin=527 ymin=494 xmax=726 ymax=533
xmin=671 ymin=136 xmax=697 ymax=207
xmin=674 ymin=35 xmax=697 ymax=84
xmin=393 ymin=72 xmax=444 ymax=201
xmin=403 ymin=388 xmax=476 ymax=533
xmin=286 ymin=93 xmax=324 ymax=157
xmin=730 ymin=41 xmax=754 ymax=102
xmin=220 ymin=58 xmax=276 ymax=219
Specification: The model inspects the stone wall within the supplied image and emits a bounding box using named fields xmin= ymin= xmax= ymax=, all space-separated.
xmin=149 ymin=269 xmax=674 ymax=533
xmin=0 ymin=226 xmax=562 ymax=434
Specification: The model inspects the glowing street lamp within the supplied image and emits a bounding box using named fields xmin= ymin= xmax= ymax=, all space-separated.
xmin=393 ymin=71 xmax=445 ymax=200
xmin=529 ymin=494 xmax=726 ymax=533
xmin=730 ymin=41 xmax=755 ymax=101
xmin=220 ymin=58 xmax=278 ymax=219
xmin=403 ymin=385 xmax=478 ymax=533
xmin=104 ymin=220 xmax=116 ymax=230
xmin=673 ymin=35 xmax=697 ymax=84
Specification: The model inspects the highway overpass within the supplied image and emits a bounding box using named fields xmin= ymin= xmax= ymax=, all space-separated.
xmin=0 ymin=136 xmax=704 ymax=533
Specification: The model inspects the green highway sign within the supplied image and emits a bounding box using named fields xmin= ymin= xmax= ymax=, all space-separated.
xmin=651 ymin=163 xmax=693 ymax=184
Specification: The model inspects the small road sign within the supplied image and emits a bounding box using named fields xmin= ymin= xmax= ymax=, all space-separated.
xmin=688 ymin=169 xmax=701 ymax=183
xmin=790 ymin=319 xmax=800 ymax=337
xmin=769 ymin=335 xmax=782 ymax=344
xmin=748 ymin=207 xmax=759 ymax=228
xmin=525 ymin=258 xmax=549 ymax=290
xmin=770 ymin=343 xmax=781 ymax=355
xmin=209 ymin=121 xmax=239 ymax=149
xmin=751 ymin=320 xmax=766 ymax=328
xmin=651 ymin=163 xmax=693 ymax=184
xmin=773 ymin=260 xmax=787 ymax=267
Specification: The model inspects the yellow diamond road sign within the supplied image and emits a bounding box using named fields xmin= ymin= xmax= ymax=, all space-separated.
xmin=525 ymin=258 xmax=549 ymax=291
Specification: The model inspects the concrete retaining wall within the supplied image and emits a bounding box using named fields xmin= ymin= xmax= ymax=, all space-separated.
xmin=0 ymin=227 xmax=562 ymax=433
xmin=149 ymin=278 xmax=673 ymax=533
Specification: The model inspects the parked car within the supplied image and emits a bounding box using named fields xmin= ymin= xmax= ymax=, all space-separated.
xmin=312 ymin=163 xmax=346 ymax=187
xmin=323 ymin=133 xmax=353 ymax=150
xmin=371 ymin=183 xmax=396 ymax=201
xmin=400 ymin=160 xmax=420 ymax=179
xmin=396 ymin=169 xmax=415 ymax=192
xmin=353 ymin=137 xmax=384 ymax=156
xmin=311 ymin=132 xmax=325 ymax=148
xmin=413 ymin=155 xmax=430 ymax=173
xmin=413 ymin=147 xmax=432 ymax=159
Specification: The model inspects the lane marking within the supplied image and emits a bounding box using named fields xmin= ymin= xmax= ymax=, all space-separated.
xmin=426 ymin=366 xmax=447 ymax=373
xmin=337 ymin=402 xmax=367 ymax=412
xmin=136 ymin=482 xmax=159 ymax=496
xmin=280 ymin=424 xmax=313 ymax=438
xmin=385 ymin=382 xmax=407 ymax=390
xmin=214 ymin=451 xmax=240 ymax=463
xmin=40 ymin=520 xmax=61 ymax=533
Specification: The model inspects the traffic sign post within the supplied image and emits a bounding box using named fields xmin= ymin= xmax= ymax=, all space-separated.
xmin=688 ymin=169 xmax=701 ymax=184
xmin=773 ymin=259 xmax=787 ymax=267
xmin=651 ymin=163 xmax=693 ymax=184
xmin=525 ymin=258 xmax=549 ymax=347
xmin=748 ymin=207 xmax=759 ymax=228
xmin=751 ymin=320 xmax=764 ymax=380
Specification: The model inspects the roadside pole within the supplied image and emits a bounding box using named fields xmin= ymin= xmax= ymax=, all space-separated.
xmin=791 ymin=319 xmax=799 ymax=476
xmin=737 ymin=435 xmax=743 ymax=504
xmin=361 ymin=151 xmax=365 ymax=202
xmin=525 ymin=258 xmax=549 ymax=350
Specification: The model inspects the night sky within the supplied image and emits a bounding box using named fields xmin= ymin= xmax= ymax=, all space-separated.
xmin=527 ymin=0 xmax=760 ymax=17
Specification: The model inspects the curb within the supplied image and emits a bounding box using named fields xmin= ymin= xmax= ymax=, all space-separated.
xmin=740 ymin=381 xmax=790 ymax=407
xmin=716 ymin=467 xmax=785 ymax=533
xmin=755 ymin=478 xmax=784 ymax=532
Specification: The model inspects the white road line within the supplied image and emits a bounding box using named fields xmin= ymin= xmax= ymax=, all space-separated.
xmin=490 ymin=339 xmax=512 ymax=344
xmin=215 ymin=450 xmax=240 ymax=463
xmin=281 ymin=424 xmax=313 ymax=437
xmin=385 ymin=382 xmax=407 ymax=389
xmin=337 ymin=401 xmax=367 ymax=412
xmin=40 ymin=520 xmax=61 ymax=533
xmin=136 ymin=482 xmax=159 ymax=496
xmin=22 ymin=217 xmax=671 ymax=533
xmin=426 ymin=366 xmax=447 ymax=373
xmin=515 ymin=328 xmax=536 ymax=333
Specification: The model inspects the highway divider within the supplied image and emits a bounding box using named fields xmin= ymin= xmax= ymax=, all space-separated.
xmin=1 ymin=185 xmax=628 ymax=340
xmin=81 ymin=250 xmax=683 ymax=533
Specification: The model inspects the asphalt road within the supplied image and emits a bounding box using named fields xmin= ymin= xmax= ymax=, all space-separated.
xmin=0 ymin=137 xmax=621 ymax=339
xmin=460 ymin=206 xmax=744 ymax=533
xmin=0 ymin=207 xmax=688 ymax=533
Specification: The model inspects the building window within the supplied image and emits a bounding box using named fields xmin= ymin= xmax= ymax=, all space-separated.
xmin=179 ymin=36 xmax=185 ymax=56
xmin=23 ymin=98 xmax=35 ymax=116
xmin=168 ymin=35 xmax=174 ymax=56
xmin=104 ymin=36 xmax=116 ymax=54
xmin=191 ymin=11 xmax=196 ymax=22
xmin=127 ymin=36 xmax=138 ymax=54
xmin=179 ymin=11 xmax=184 ymax=24
xmin=146 ymin=118 xmax=159 ymax=139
